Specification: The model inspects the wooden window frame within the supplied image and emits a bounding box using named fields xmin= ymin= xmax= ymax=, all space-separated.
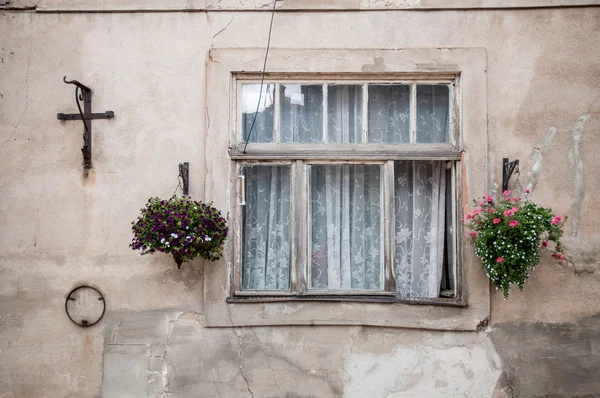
xmin=229 ymin=75 xmax=463 ymax=305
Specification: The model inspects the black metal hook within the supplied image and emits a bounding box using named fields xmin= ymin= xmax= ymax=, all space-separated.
xmin=63 ymin=76 xmax=91 ymax=92
xmin=502 ymin=158 xmax=519 ymax=192
xmin=179 ymin=162 xmax=189 ymax=196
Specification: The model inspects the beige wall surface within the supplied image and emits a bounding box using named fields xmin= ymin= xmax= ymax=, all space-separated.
xmin=1 ymin=5 xmax=599 ymax=397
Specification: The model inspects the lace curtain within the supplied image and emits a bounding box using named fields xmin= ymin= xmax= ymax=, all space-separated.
xmin=240 ymin=83 xmax=450 ymax=297
xmin=310 ymin=165 xmax=382 ymax=290
xmin=241 ymin=165 xmax=291 ymax=290
xmin=394 ymin=161 xmax=446 ymax=298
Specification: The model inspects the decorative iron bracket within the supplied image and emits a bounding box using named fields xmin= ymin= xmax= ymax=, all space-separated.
xmin=179 ymin=162 xmax=189 ymax=196
xmin=502 ymin=158 xmax=519 ymax=192
xmin=57 ymin=76 xmax=114 ymax=169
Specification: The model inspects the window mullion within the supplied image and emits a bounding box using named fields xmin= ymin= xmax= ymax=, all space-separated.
xmin=384 ymin=160 xmax=396 ymax=293
xmin=362 ymin=83 xmax=368 ymax=143
xmin=322 ymin=84 xmax=328 ymax=143
xmin=274 ymin=83 xmax=281 ymax=143
xmin=289 ymin=161 xmax=298 ymax=293
xmin=296 ymin=160 xmax=308 ymax=294
xmin=410 ymin=83 xmax=417 ymax=143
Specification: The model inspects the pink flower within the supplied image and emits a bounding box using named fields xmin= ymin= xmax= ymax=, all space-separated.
xmin=493 ymin=218 xmax=501 ymax=224
xmin=551 ymin=215 xmax=563 ymax=225
xmin=470 ymin=232 xmax=477 ymax=238
xmin=478 ymin=201 xmax=485 ymax=206
xmin=486 ymin=196 xmax=493 ymax=203
xmin=524 ymin=188 xmax=531 ymax=194
xmin=511 ymin=207 xmax=519 ymax=212
xmin=465 ymin=214 xmax=473 ymax=221
xmin=496 ymin=257 xmax=504 ymax=263
xmin=557 ymin=253 xmax=563 ymax=260
xmin=513 ymin=198 xmax=520 ymax=202
xmin=489 ymin=208 xmax=496 ymax=213
xmin=509 ymin=220 xmax=518 ymax=227
xmin=503 ymin=190 xmax=511 ymax=196
xmin=542 ymin=241 xmax=548 ymax=247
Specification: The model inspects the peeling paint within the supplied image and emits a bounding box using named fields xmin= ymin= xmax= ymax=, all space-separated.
xmin=568 ymin=114 xmax=589 ymax=239
xmin=526 ymin=126 xmax=557 ymax=192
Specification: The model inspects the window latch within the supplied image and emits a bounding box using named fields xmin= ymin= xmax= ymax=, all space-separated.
xmin=239 ymin=173 xmax=246 ymax=206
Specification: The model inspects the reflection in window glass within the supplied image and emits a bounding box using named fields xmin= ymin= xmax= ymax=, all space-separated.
xmin=242 ymin=165 xmax=291 ymax=290
xmin=242 ymin=84 xmax=275 ymax=143
xmin=416 ymin=85 xmax=450 ymax=143
xmin=310 ymin=165 xmax=382 ymax=290
xmin=327 ymin=85 xmax=363 ymax=143
xmin=368 ymin=84 xmax=410 ymax=144
xmin=280 ymin=84 xmax=323 ymax=143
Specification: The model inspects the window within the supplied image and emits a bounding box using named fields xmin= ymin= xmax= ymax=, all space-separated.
xmin=231 ymin=78 xmax=460 ymax=303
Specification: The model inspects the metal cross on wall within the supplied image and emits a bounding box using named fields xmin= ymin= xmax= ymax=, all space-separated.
xmin=57 ymin=76 xmax=114 ymax=170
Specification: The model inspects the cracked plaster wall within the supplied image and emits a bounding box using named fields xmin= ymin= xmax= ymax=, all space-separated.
xmin=1 ymin=5 xmax=600 ymax=397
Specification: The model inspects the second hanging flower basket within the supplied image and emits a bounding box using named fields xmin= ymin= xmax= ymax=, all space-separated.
xmin=130 ymin=196 xmax=228 ymax=268
xmin=465 ymin=189 xmax=566 ymax=298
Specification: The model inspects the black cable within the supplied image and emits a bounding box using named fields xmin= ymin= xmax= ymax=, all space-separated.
xmin=242 ymin=0 xmax=277 ymax=153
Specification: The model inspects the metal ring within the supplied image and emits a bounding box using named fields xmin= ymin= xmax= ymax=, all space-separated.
xmin=65 ymin=285 xmax=106 ymax=327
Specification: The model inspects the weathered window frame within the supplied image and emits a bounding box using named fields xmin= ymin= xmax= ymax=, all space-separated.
xmin=203 ymin=48 xmax=489 ymax=330
xmin=229 ymin=76 xmax=462 ymax=304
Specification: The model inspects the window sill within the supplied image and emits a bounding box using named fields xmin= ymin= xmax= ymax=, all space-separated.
xmin=227 ymin=295 xmax=467 ymax=307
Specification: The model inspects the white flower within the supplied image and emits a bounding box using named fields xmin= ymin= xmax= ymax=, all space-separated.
xmin=161 ymin=238 xmax=165 ymax=243
xmin=171 ymin=233 xmax=178 ymax=238
xmin=205 ymin=235 xmax=212 ymax=242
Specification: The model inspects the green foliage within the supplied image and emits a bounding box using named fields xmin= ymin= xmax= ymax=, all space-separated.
xmin=130 ymin=196 xmax=228 ymax=268
xmin=464 ymin=190 xmax=565 ymax=298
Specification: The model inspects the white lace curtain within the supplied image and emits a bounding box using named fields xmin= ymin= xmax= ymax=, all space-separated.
xmin=310 ymin=165 xmax=382 ymax=290
xmin=240 ymin=83 xmax=449 ymax=297
xmin=394 ymin=161 xmax=446 ymax=298
xmin=241 ymin=165 xmax=291 ymax=290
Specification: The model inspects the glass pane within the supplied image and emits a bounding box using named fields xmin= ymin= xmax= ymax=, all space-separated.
xmin=241 ymin=84 xmax=275 ymax=143
xmin=368 ymin=84 xmax=410 ymax=143
xmin=280 ymin=84 xmax=323 ymax=143
xmin=327 ymin=85 xmax=363 ymax=143
xmin=416 ymin=85 xmax=450 ymax=143
xmin=242 ymin=165 xmax=291 ymax=290
xmin=310 ymin=165 xmax=382 ymax=290
xmin=394 ymin=161 xmax=447 ymax=298
xmin=440 ymin=165 xmax=455 ymax=297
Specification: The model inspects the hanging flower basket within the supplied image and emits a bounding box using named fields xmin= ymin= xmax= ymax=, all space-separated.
xmin=465 ymin=189 xmax=566 ymax=298
xmin=130 ymin=196 xmax=228 ymax=268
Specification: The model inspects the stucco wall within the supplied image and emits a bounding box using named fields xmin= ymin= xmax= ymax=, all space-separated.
xmin=1 ymin=4 xmax=600 ymax=397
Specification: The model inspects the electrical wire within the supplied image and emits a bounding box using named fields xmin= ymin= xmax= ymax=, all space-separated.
xmin=242 ymin=0 xmax=278 ymax=153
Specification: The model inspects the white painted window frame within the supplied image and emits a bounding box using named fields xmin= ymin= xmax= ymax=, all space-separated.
xmin=230 ymin=76 xmax=461 ymax=303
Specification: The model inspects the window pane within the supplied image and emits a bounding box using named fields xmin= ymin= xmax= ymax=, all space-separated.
xmin=440 ymin=165 xmax=455 ymax=297
xmin=310 ymin=165 xmax=382 ymax=290
xmin=242 ymin=165 xmax=291 ymax=290
xmin=368 ymin=84 xmax=410 ymax=143
xmin=416 ymin=85 xmax=450 ymax=143
xmin=242 ymin=84 xmax=275 ymax=143
xmin=280 ymin=84 xmax=323 ymax=143
xmin=394 ymin=161 xmax=447 ymax=298
xmin=327 ymin=85 xmax=363 ymax=143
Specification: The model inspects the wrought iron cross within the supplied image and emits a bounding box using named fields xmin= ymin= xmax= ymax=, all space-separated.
xmin=57 ymin=76 xmax=114 ymax=169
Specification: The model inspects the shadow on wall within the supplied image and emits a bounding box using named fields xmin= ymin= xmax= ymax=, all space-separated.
xmin=491 ymin=313 xmax=600 ymax=398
